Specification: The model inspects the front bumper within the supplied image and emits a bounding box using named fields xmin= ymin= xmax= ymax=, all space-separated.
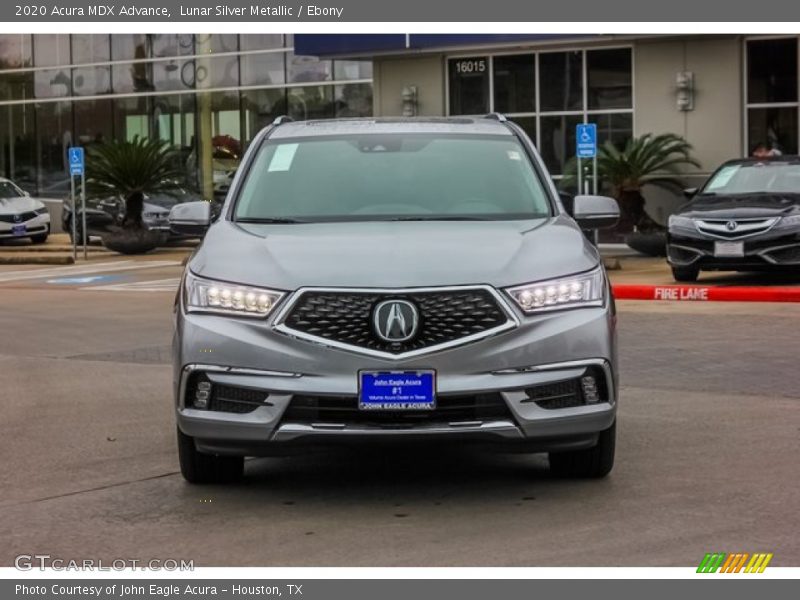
xmin=173 ymin=297 xmax=617 ymax=455
xmin=0 ymin=214 xmax=50 ymax=239
xmin=667 ymin=229 xmax=800 ymax=269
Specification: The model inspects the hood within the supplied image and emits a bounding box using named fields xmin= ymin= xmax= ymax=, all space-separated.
xmin=679 ymin=193 xmax=800 ymax=219
xmin=190 ymin=216 xmax=599 ymax=291
xmin=0 ymin=195 xmax=44 ymax=215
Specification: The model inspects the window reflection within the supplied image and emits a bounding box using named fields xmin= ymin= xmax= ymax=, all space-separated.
xmin=288 ymin=53 xmax=333 ymax=83
xmin=73 ymin=67 xmax=112 ymax=96
xmin=33 ymin=35 xmax=71 ymax=67
xmin=0 ymin=34 xmax=32 ymax=68
xmin=71 ymin=35 xmax=110 ymax=65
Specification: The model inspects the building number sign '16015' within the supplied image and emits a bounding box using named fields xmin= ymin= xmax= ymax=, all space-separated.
xmin=454 ymin=59 xmax=487 ymax=74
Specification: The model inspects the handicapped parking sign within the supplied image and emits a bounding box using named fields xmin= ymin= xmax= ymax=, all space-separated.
xmin=69 ymin=147 xmax=84 ymax=176
xmin=576 ymin=123 xmax=597 ymax=158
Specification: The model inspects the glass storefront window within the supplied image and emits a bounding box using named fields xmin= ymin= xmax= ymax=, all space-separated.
xmin=151 ymin=34 xmax=195 ymax=58
xmin=448 ymin=56 xmax=489 ymax=115
xmin=75 ymin=98 xmax=113 ymax=147
xmin=587 ymin=48 xmax=632 ymax=110
xmin=0 ymin=103 xmax=36 ymax=192
xmin=240 ymin=52 xmax=285 ymax=86
xmin=112 ymin=62 xmax=153 ymax=93
xmin=509 ymin=116 xmax=537 ymax=145
xmin=334 ymin=60 xmax=373 ymax=81
xmin=71 ymin=35 xmax=110 ymax=65
xmin=747 ymin=38 xmax=798 ymax=104
xmin=33 ymin=35 xmax=71 ymax=67
xmin=539 ymin=114 xmax=582 ymax=175
xmin=111 ymin=34 xmax=149 ymax=61
xmin=288 ymin=86 xmax=334 ymax=120
xmin=239 ymin=34 xmax=285 ymax=51
xmin=748 ymin=107 xmax=798 ymax=155
xmin=112 ymin=96 xmax=150 ymax=142
xmin=539 ymin=51 xmax=582 ymax=112
xmin=35 ymin=101 xmax=73 ymax=197
xmin=73 ymin=66 xmax=112 ymax=96
xmin=0 ymin=33 xmax=372 ymax=197
xmin=288 ymin=53 xmax=333 ymax=83
xmin=0 ymin=34 xmax=32 ymax=69
xmin=242 ymin=88 xmax=288 ymax=143
xmin=34 ymin=69 xmax=72 ymax=98
xmin=493 ymin=54 xmax=535 ymax=114
xmin=594 ymin=112 xmax=633 ymax=149
xmin=0 ymin=72 xmax=34 ymax=101
xmin=335 ymin=83 xmax=373 ymax=117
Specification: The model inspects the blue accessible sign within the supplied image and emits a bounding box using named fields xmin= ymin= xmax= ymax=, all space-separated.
xmin=68 ymin=147 xmax=84 ymax=176
xmin=576 ymin=123 xmax=597 ymax=158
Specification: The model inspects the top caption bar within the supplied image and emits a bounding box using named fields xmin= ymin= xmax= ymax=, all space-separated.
xmin=3 ymin=0 xmax=800 ymax=22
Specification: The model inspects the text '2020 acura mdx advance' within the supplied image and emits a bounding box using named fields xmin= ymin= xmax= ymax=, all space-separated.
xmin=169 ymin=115 xmax=621 ymax=483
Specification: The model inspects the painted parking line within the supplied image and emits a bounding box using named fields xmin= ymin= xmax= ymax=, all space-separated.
xmin=0 ymin=260 xmax=181 ymax=283
xmin=613 ymin=284 xmax=800 ymax=302
xmin=84 ymin=277 xmax=182 ymax=293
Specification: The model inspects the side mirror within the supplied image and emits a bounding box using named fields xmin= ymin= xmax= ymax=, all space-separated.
xmin=169 ymin=201 xmax=211 ymax=236
xmin=572 ymin=195 xmax=620 ymax=230
xmin=23 ymin=190 xmax=31 ymax=197
xmin=683 ymin=187 xmax=698 ymax=199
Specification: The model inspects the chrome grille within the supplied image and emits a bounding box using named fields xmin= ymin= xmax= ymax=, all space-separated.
xmin=0 ymin=211 xmax=37 ymax=223
xmin=695 ymin=218 xmax=778 ymax=239
xmin=277 ymin=287 xmax=514 ymax=357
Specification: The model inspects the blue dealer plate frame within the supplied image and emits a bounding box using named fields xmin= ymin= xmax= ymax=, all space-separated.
xmin=359 ymin=370 xmax=436 ymax=410
xmin=11 ymin=224 xmax=27 ymax=236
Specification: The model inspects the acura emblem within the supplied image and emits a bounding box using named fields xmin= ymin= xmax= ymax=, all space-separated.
xmin=725 ymin=220 xmax=738 ymax=231
xmin=13 ymin=214 xmax=21 ymax=223
xmin=373 ymin=300 xmax=419 ymax=343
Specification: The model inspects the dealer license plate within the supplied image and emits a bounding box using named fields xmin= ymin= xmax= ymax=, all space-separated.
xmin=359 ymin=371 xmax=436 ymax=410
xmin=11 ymin=224 xmax=27 ymax=236
xmin=714 ymin=241 xmax=744 ymax=257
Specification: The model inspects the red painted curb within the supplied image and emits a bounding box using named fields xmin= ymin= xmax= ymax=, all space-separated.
xmin=612 ymin=284 xmax=800 ymax=303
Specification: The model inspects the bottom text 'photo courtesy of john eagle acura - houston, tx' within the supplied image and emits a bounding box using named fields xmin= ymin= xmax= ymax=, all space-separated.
xmin=168 ymin=115 xmax=621 ymax=484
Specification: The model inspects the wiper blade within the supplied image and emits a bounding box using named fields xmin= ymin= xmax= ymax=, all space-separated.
xmin=387 ymin=216 xmax=493 ymax=221
xmin=236 ymin=217 xmax=305 ymax=224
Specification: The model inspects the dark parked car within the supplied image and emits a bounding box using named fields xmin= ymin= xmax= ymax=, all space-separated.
xmin=667 ymin=156 xmax=800 ymax=281
xmin=62 ymin=187 xmax=210 ymax=243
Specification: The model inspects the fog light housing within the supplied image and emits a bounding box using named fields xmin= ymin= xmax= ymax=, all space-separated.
xmin=194 ymin=380 xmax=212 ymax=409
xmin=581 ymin=375 xmax=600 ymax=404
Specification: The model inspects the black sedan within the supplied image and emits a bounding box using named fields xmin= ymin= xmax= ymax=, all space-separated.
xmin=62 ymin=188 xmax=212 ymax=243
xmin=667 ymin=156 xmax=800 ymax=281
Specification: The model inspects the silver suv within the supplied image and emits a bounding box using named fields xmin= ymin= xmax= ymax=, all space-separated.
xmin=170 ymin=115 xmax=620 ymax=484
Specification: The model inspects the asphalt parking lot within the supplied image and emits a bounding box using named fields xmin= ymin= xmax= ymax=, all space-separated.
xmin=0 ymin=256 xmax=798 ymax=567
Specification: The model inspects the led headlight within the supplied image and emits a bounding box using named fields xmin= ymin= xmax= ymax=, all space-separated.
xmin=506 ymin=268 xmax=604 ymax=313
xmin=668 ymin=215 xmax=695 ymax=230
xmin=184 ymin=272 xmax=283 ymax=318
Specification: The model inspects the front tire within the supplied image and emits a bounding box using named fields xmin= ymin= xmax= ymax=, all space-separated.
xmin=30 ymin=233 xmax=48 ymax=244
xmin=671 ymin=265 xmax=699 ymax=282
xmin=549 ymin=421 xmax=615 ymax=478
xmin=177 ymin=427 xmax=244 ymax=484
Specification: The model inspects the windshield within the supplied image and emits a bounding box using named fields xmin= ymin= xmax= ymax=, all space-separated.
xmin=702 ymin=162 xmax=800 ymax=195
xmin=0 ymin=181 xmax=23 ymax=199
xmin=233 ymin=134 xmax=552 ymax=222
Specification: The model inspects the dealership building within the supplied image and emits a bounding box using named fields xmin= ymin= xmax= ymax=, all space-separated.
xmin=2 ymin=33 xmax=800 ymax=224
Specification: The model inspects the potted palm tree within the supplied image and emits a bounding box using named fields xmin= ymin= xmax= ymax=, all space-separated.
xmin=562 ymin=133 xmax=701 ymax=254
xmin=86 ymin=136 xmax=188 ymax=255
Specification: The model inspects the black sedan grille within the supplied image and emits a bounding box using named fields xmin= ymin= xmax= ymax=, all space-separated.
xmin=282 ymin=393 xmax=513 ymax=428
xmin=280 ymin=288 xmax=511 ymax=354
xmin=0 ymin=211 xmax=37 ymax=223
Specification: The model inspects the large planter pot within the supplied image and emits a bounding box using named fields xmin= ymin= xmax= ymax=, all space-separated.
xmin=625 ymin=231 xmax=667 ymax=257
xmin=101 ymin=228 xmax=167 ymax=255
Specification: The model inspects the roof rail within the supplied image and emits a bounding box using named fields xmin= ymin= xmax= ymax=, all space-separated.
xmin=484 ymin=113 xmax=507 ymax=122
xmin=272 ymin=115 xmax=294 ymax=126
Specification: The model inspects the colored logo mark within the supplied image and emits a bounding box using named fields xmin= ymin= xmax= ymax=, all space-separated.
xmin=697 ymin=552 xmax=773 ymax=573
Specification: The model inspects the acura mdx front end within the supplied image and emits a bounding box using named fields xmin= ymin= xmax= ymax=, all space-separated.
xmin=170 ymin=115 xmax=621 ymax=483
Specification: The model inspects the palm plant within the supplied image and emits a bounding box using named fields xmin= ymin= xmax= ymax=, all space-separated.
xmin=562 ymin=133 xmax=701 ymax=232
xmin=86 ymin=135 xmax=187 ymax=229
